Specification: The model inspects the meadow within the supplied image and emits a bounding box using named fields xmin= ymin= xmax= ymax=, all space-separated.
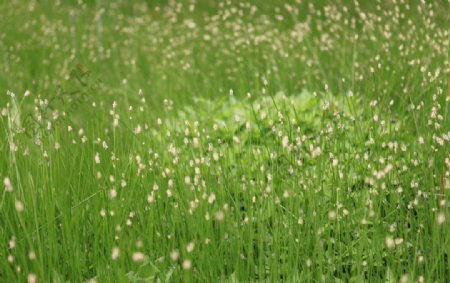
xmin=0 ymin=0 xmax=449 ymax=282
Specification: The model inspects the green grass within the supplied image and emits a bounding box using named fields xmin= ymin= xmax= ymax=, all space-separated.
xmin=0 ymin=0 xmax=449 ymax=282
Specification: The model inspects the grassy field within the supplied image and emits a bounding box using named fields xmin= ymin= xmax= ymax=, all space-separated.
xmin=0 ymin=0 xmax=449 ymax=282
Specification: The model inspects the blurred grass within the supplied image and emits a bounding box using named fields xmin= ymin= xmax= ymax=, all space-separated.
xmin=0 ymin=0 xmax=449 ymax=282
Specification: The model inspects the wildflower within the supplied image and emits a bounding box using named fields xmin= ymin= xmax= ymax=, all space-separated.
xmin=437 ymin=213 xmax=445 ymax=225
xmin=3 ymin=177 xmax=13 ymax=192
xmin=27 ymin=273 xmax=37 ymax=283
xmin=147 ymin=193 xmax=154 ymax=203
xmin=15 ymin=200 xmax=24 ymax=212
xmin=328 ymin=210 xmax=337 ymax=220
xmin=182 ymin=259 xmax=192 ymax=270
xmin=186 ymin=242 xmax=195 ymax=253
xmin=306 ymin=259 xmax=312 ymax=267
xmin=332 ymin=159 xmax=338 ymax=167
xmin=170 ymin=250 xmax=180 ymax=261
xmin=208 ymin=193 xmax=216 ymax=204
xmin=132 ymin=252 xmax=145 ymax=262
xmin=111 ymin=247 xmax=120 ymax=260
xmin=134 ymin=124 xmax=142 ymax=134
xmin=193 ymin=137 xmax=199 ymax=147
xmin=400 ymin=274 xmax=409 ymax=283
xmin=9 ymin=237 xmax=16 ymax=249
xmin=418 ymin=255 xmax=424 ymax=263
xmin=7 ymin=255 xmax=14 ymax=263
xmin=282 ymin=136 xmax=289 ymax=148
xmin=95 ymin=153 xmax=100 ymax=164
xmin=385 ymin=236 xmax=395 ymax=249
xmin=215 ymin=211 xmax=225 ymax=221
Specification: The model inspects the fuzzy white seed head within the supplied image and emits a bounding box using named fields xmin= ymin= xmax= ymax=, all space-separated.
xmin=147 ymin=193 xmax=155 ymax=203
xmin=282 ymin=136 xmax=289 ymax=148
xmin=95 ymin=153 xmax=100 ymax=164
xmin=111 ymin=247 xmax=120 ymax=260
xmin=3 ymin=177 xmax=13 ymax=192
xmin=27 ymin=273 xmax=37 ymax=283
xmin=332 ymin=159 xmax=338 ymax=167
xmin=15 ymin=200 xmax=24 ymax=212
xmin=437 ymin=213 xmax=445 ymax=225
xmin=170 ymin=250 xmax=180 ymax=261
xmin=328 ymin=210 xmax=337 ymax=220
xmin=132 ymin=252 xmax=145 ymax=262
xmin=385 ymin=236 xmax=395 ymax=249
xmin=418 ymin=136 xmax=424 ymax=144
xmin=215 ymin=211 xmax=225 ymax=221
xmin=208 ymin=193 xmax=216 ymax=204
xmin=186 ymin=242 xmax=195 ymax=253
xmin=182 ymin=259 xmax=192 ymax=270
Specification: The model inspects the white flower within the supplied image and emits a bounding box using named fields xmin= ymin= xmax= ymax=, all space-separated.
xmin=418 ymin=255 xmax=425 ymax=263
xmin=282 ymin=136 xmax=289 ymax=148
xmin=132 ymin=252 xmax=145 ymax=262
xmin=418 ymin=136 xmax=424 ymax=144
xmin=182 ymin=259 xmax=192 ymax=270
xmin=95 ymin=152 xmax=100 ymax=164
xmin=186 ymin=242 xmax=195 ymax=253
xmin=15 ymin=200 xmax=24 ymax=212
xmin=170 ymin=250 xmax=180 ymax=261
xmin=208 ymin=193 xmax=216 ymax=204
xmin=27 ymin=273 xmax=37 ymax=283
xmin=215 ymin=211 xmax=225 ymax=221
xmin=385 ymin=236 xmax=395 ymax=249
xmin=328 ymin=210 xmax=337 ymax=220
xmin=9 ymin=237 xmax=16 ymax=249
xmin=332 ymin=159 xmax=338 ymax=167
xmin=111 ymin=247 xmax=120 ymax=260
xmin=134 ymin=124 xmax=142 ymax=134
xmin=437 ymin=213 xmax=446 ymax=224
xmin=3 ymin=177 xmax=13 ymax=192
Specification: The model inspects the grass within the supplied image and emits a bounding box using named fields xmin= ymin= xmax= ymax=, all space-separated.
xmin=0 ymin=0 xmax=449 ymax=282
